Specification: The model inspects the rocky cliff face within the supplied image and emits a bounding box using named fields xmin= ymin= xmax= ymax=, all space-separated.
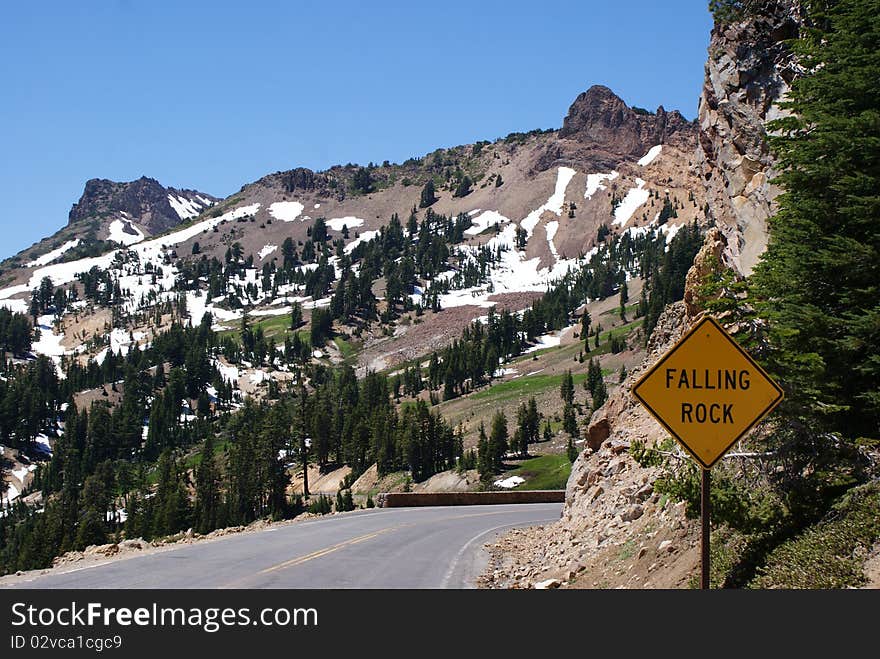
xmin=68 ymin=176 xmax=217 ymax=235
xmin=697 ymin=1 xmax=804 ymax=275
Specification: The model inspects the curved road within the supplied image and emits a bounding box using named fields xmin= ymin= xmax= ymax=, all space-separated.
xmin=3 ymin=503 xmax=561 ymax=589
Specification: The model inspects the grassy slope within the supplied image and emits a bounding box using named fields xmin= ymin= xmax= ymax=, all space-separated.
xmin=506 ymin=454 xmax=572 ymax=490
xmin=469 ymin=372 xmax=588 ymax=404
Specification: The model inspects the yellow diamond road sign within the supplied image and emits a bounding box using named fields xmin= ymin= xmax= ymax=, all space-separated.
xmin=632 ymin=316 xmax=784 ymax=469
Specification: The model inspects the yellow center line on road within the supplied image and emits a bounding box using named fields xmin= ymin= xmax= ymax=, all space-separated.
xmin=430 ymin=508 xmax=553 ymax=523
xmin=257 ymin=525 xmax=403 ymax=575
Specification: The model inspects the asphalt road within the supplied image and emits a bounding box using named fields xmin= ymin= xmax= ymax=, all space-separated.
xmin=3 ymin=503 xmax=562 ymax=589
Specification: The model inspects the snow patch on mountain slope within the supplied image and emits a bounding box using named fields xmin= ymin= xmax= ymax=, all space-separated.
xmin=637 ymin=144 xmax=662 ymax=166
xmin=545 ymin=220 xmax=560 ymax=259
xmin=494 ymin=476 xmax=525 ymax=489
xmin=32 ymin=315 xmax=66 ymax=358
xmin=31 ymin=314 xmax=67 ymax=376
xmin=108 ymin=219 xmax=145 ymax=245
xmin=0 ymin=286 xmax=29 ymax=313
xmin=465 ymin=210 xmax=510 ymax=236
xmin=25 ymin=240 xmax=81 ymax=267
xmin=249 ymin=370 xmax=269 ymax=385
xmin=662 ymin=223 xmax=682 ymax=244
xmin=167 ymin=194 xmax=204 ymax=220
xmin=612 ymin=178 xmax=649 ymax=227
xmin=3 ymin=482 xmax=20 ymax=506
xmin=258 ymin=244 xmax=277 ymax=260
xmin=109 ymin=327 xmax=144 ymax=355
xmin=214 ymin=359 xmax=239 ymax=384
xmin=413 ymin=220 xmax=585 ymax=310
xmin=344 ymin=230 xmax=378 ymax=255
xmin=326 ymin=216 xmax=364 ymax=232
xmin=150 ymin=203 xmax=260 ymax=250
xmin=25 ymin=253 xmax=118 ymax=298
xmin=524 ymin=331 xmax=562 ymax=353
xmin=624 ymin=222 xmax=683 ymax=246
xmin=520 ymin=167 xmax=577 ymax=238
xmin=250 ymin=307 xmax=292 ymax=318
xmin=186 ymin=291 xmax=208 ymax=327
xmin=269 ymin=201 xmax=304 ymax=222
xmin=584 ymin=171 xmax=619 ymax=199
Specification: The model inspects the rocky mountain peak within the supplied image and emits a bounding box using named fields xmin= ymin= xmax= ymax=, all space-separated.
xmin=68 ymin=176 xmax=217 ymax=235
xmin=558 ymin=84 xmax=696 ymax=157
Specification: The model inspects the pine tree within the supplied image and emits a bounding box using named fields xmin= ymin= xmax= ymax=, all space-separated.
xmin=515 ymin=227 xmax=528 ymax=251
xmin=74 ymin=473 xmax=110 ymax=550
xmin=152 ymin=449 xmax=190 ymax=537
xmin=752 ymin=0 xmax=880 ymax=440
xmin=419 ymin=179 xmax=437 ymax=208
xmin=587 ymin=358 xmax=607 ymax=410
xmin=563 ymin=404 xmax=578 ymax=437
xmin=586 ymin=358 xmax=601 ymax=394
xmin=290 ymin=301 xmax=303 ymax=330
xmin=194 ymin=436 xmax=221 ymax=534
xmin=352 ymin=167 xmax=374 ymax=194
xmin=453 ymin=175 xmax=472 ymax=198
xmin=591 ymin=376 xmax=607 ymax=411
xmin=580 ymin=311 xmax=591 ymax=348
xmin=488 ymin=412 xmax=508 ymax=471
xmin=566 ymin=436 xmax=578 ymax=463
xmin=74 ymin=510 xmax=106 ymax=550
xmin=476 ymin=423 xmax=492 ymax=483
xmin=515 ymin=398 xmax=540 ymax=458
xmin=560 ymin=369 xmax=574 ymax=405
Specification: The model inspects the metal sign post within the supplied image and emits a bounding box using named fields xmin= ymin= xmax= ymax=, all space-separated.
xmin=632 ymin=316 xmax=784 ymax=589
xmin=701 ymin=468 xmax=710 ymax=589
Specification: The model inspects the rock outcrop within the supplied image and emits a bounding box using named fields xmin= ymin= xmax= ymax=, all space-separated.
xmin=578 ymin=302 xmax=688 ymax=473
xmin=697 ymin=1 xmax=805 ymax=275
xmin=68 ymin=176 xmax=217 ymax=235
xmin=683 ymin=227 xmax=728 ymax=319
xmin=559 ymin=85 xmax=697 ymax=158
xmin=252 ymin=167 xmax=336 ymax=197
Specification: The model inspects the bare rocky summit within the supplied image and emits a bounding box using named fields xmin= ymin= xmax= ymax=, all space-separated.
xmin=68 ymin=175 xmax=217 ymax=235
xmin=559 ymin=85 xmax=697 ymax=158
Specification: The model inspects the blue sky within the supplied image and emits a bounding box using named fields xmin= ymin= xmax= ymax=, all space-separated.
xmin=0 ymin=1 xmax=712 ymax=256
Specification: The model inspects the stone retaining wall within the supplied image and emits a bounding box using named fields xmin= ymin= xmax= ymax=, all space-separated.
xmin=378 ymin=490 xmax=565 ymax=508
